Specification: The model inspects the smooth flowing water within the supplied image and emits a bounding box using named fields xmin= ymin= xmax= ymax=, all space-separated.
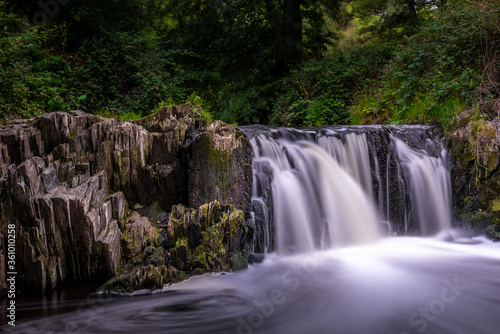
xmin=6 ymin=125 xmax=500 ymax=334
xmin=243 ymin=125 xmax=453 ymax=251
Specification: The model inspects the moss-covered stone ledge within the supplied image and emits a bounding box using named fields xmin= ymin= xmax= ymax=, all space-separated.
xmin=187 ymin=120 xmax=253 ymax=214
xmin=448 ymin=113 xmax=500 ymax=239
xmin=98 ymin=200 xmax=254 ymax=293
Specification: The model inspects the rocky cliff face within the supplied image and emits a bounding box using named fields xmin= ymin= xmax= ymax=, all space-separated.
xmin=448 ymin=112 xmax=500 ymax=238
xmin=0 ymin=105 xmax=253 ymax=296
xmin=187 ymin=120 xmax=253 ymax=213
xmin=99 ymin=200 xmax=253 ymax=293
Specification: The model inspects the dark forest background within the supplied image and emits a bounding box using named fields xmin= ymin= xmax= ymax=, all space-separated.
xmin=0 ymin=0 xmax=498 ymax=130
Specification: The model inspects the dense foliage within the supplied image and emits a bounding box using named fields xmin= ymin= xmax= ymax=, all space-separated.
xmin=0 ymin=0 xmax=498 ymax=129
xmin=351 ymin=0 xmax=500 ymax=129
xmin=271 ymin=45 xmax=393 ymax=126
xmin=0 ymin=0 xmax=184 ymax=121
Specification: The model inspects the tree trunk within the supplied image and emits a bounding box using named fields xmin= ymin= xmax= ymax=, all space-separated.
xmin=406 ymin=0 xmax=418 ymax=19
xmin=264 ymin=0 xmax=287 ymax=74
xmin=264 ymin=0 xmax=302 ymax=74
xmin=283 ymin=0 xmax=302 ymax=65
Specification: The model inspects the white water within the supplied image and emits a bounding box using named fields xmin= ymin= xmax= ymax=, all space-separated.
xmin=318 ymin=133 xmax=373 ymax=197
xmin=248 ymin=127 xmax=453 ymax=253
xmin=252 ymin=133 xmax=380 ymax=253
xmin=394 ymin=136 xmax=452 ymax=234
xmin=12 ymin=236 xmax=500 ymax=334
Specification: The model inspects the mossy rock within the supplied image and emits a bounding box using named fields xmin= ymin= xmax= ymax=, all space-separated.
xmin=166 ymin=200 xmax=252 ymax=273
xmin=187 ymin=120 xmax=253 ymax=213
xmin=486 ymin=225 xmax=500 ymax=241
xmin=98 ymin=264 xmax=180 ymax=293
xmin=121 ymin=211 xmax=161 ymax=259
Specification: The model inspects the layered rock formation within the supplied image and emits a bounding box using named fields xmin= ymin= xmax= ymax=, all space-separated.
xmin=448 ymin=112 xmax=500 ymax=238
xmin=99 ymin=200 xmax=253 ymax=293
xmin=0 ymin=105 xmax=253 ymax=296
xmin=187 ymin=120 xmax=253 ymax=213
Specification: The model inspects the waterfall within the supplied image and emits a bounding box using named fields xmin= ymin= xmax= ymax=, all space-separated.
xmin=393 ymin=136 xmax=452 ymax=234
xmin=239 ymin=125 xmax=452 ymax=254
xmin=318 ymin=133 xmax=373 ymax=197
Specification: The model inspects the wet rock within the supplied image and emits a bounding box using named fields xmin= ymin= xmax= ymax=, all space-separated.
xmin=486 ymin=224 xmax=500 ymax=241
xmin=0 ymin=105 xmax=253 ymax=296
xmin=448 ymin=118 xmax=500 ymax=235
xmin=99 ymin=264 xmax=181 ymax=293
xmin=167 ymin=200 xmax=254 ymax=273
xmin=187 ymin=121 xmax=253 ymax=215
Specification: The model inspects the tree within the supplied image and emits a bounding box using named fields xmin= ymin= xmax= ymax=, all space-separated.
xmin=166 ymin=0 xmax=340 ymax=75
xmin=264 ymin=0 xmax=302 ymax=73
xmin=6 ymin=0 xmax=164 ymax=50
xmin=161 ymin=0 xmax=341 ymax=123
xmin=264 ymin=0 xmax=341 ymax=73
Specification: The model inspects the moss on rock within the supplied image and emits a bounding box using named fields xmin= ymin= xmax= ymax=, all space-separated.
xmin=448 ymin=117 xmax=500 ymax=237
xmin=187 ymin=121 xmax=253 ymax=214
xmin=166 ymin=201 xmax=253 ymax=273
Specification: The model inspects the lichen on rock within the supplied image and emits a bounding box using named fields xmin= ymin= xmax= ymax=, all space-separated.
xmin=99 ymin=200 xmax=253 ymax=293
xmin=167 ymin=200 xmax=253 ymax=274
xmin=448 ymin=116 xmax=500 ymax=236
xmin=187 ymin=120 xmax=253 ymax=214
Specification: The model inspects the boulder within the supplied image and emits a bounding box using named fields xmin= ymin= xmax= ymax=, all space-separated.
xmin=100 ymin=200 xmax=254 ymax=294
xmin=99 ymin=264 xmax=180 ymax=293
xmin=187 ymin=121 xmax=253 ymax=214
xmin=121 ymin=211 xmax=161 ymax=260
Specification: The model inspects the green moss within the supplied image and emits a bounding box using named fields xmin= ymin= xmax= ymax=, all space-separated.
xmin=491 ymin=199 xmax=500 ymax=212
xmin=121 ymin=231 xmax=130 ymax=241
xmin=164 ymin=202 xmax=249 ymax=274
xmin=193 ymin=245 xmax=207 ymax=268
xmin=477 ymin=121 xmax=497 ymax=139
xmin=175 ymin=237 xmax=188 ymax=248
xmin=486 ymin=225 xmax=500 ymax=241
xmin=69 ymin=127 xmax=77 ymax=139
xmin=228 ymin=209 xmax=243 ymax=233
xmin=201 ymin=134 xmax=231 ymax=198
xmin=179 ymin=271 xmax=188 ymax=280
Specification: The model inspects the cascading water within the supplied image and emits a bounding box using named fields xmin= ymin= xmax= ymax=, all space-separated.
xmin=248 ymin=130 xmax=380 ymax=254
xmin=318 ymin=133 xmax=373 ymax=196
xmin=240 ymin=125 xmax=453 ymax=253
xmin=393 ymin=135 xmax=452 ymax=235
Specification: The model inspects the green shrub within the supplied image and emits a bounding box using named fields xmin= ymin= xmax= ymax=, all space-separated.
xmin=0 ymin=3 xmax=186 ymax=122
xmin=352 ymin=1 xmax=500 ymax=129
xmin=270 ymin=45 xmax=393 ymax=126
xmin=69 ymin=33 xmax=186 ymax=117
xmin=0 ymin=7 xmax=75 ymax=120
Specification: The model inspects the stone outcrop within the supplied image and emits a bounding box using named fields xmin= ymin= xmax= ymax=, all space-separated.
xmin=448 ymin=113 xmax=500 ymax=238
xmin=167 ymin=201 xmax=253 ymax=273
xmin=0 ymin=105 xmax=253 ymax=296
xmin=98 ymin=200 xmax=253 ymax=293
xmin=187 ymin=121 xmax=253 ymax=213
